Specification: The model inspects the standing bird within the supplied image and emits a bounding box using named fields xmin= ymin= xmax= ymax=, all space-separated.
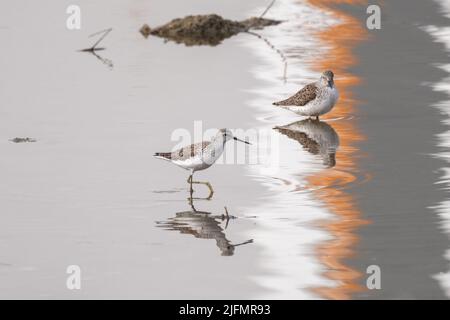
xmin=154 ymin=129 xmax=251 ymax=198
xmin=273 ymin=70 xmax=339 ymax=120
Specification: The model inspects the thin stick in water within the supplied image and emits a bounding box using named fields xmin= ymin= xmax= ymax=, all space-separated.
xmin=89 ymin=28 xmax=112 ymax=50
xmin=260 ymin=0 xmax=276 ymax=18
xmin=80 ymin=28 xmax=112 ymax=52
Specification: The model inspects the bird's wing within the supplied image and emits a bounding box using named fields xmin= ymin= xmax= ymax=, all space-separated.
xmin=159 ymin=141 xmax=211 ymax=161
xmin=273 ymin=83 xmax=317 ymax=106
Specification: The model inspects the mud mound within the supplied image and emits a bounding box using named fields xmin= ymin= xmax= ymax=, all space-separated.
xmin=140 ymin=14 xmax=281 ymax=46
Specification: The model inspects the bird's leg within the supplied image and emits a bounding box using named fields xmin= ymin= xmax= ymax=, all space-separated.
xmin=205 ymin=182 xmax=214 ymax=200
xmin=187 ymin=174 xmax=192 ymax=190
xmin=190 ymin=179 xmax=214 ymax=200
xmin=187 ymin=174 xmax=194 ymax=202
xmin=188 ymin=171 xmax=213 ymax=200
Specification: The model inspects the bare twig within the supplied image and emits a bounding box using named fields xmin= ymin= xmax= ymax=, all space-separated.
xmin=80 ymin=28 xmax=112 ymax=52
xmin=89 ymin=28 xmax=112 ymax=50
xmin=232 ymin=239 xmax=254 ymax=247
xmin=91 ymin=50 xmax=114 ymax=69
xmin=224 ymin=206 xmax=230 ymax=229
xmin=260 ymin=0 xmax=276 ymax=18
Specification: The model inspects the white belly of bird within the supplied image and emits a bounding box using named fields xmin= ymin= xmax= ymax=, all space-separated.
xmin=290 ymin=86 xmax=339 ymax=116
xmin=173 ymin=143 xmax=225 ymax=172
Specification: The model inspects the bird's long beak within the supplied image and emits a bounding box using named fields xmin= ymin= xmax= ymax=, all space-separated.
xmin=234 ymin=137 xmax=251 ymax=145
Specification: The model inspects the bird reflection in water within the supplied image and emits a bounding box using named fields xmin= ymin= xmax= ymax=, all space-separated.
xmin=275 ymin=119 xmax=339 ymax=167
xmin=156 ymin=200 xmax=253 ymax=256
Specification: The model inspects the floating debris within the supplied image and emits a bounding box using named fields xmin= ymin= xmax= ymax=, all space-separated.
xmin=140 ymin=14 xmax=281 ymax=46
xmin=9 ymin=137 xmax=36 ymax=143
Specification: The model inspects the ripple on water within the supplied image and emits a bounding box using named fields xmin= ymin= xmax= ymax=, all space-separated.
xmin=239 ymin=0 xmax=369 ymax=299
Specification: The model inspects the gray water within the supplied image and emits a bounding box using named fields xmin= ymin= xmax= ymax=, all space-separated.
xmin=0 ymin=0 xmax=450 ymax=299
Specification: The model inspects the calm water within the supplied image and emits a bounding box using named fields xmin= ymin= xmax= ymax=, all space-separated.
xmin=0 ymin=0 xmax=450 ymax=299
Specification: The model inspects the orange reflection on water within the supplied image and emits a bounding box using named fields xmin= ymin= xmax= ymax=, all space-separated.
xmin=306 ymin=0 xmax=371 ymax=299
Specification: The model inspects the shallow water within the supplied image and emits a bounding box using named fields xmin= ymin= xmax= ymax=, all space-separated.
xmin=1 ymin=0 xmax=450 ymax=299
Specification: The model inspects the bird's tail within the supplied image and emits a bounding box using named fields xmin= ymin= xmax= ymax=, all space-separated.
xmin=272 ymin=99 xmax=289 ymax=106
xmin=154 ymin=152 xmax=172 ymax=160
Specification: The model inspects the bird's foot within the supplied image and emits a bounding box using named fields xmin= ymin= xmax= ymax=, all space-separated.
xmin=190 ymin=180 xmax=214 ymax=200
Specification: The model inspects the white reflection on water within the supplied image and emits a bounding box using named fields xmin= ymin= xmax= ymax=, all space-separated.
xmin=238 ymin=0 xmax=344 ymax=299
xmin=425 ymin=0 xmax=450 ymax=299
